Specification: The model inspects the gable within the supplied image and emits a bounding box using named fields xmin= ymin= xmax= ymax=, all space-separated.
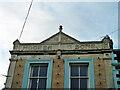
xmin=12 ymin=30 xmax=112 ymax=51
xmin=40 ymin=32 xmax=80 ymax=45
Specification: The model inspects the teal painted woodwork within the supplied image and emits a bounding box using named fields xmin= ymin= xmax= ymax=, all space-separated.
xmin=111 ymin=52 xmax=120 ymax=89
xmin=22 ymin=59 xmax=53 ymax=88
xmin=64 ymin=58 xmax=95 ymax=88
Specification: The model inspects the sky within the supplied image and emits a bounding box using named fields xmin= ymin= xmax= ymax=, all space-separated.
xmin=0 ymin=0 xmax=119 ymax=89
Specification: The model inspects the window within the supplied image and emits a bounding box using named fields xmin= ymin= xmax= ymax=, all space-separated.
xmin=29 ymin=64 xmax=48 ymax=89
xmin=70 ymin=64 xmax=88 ymax=88
xmin=22 ymin=59 xmax=53 ymax=88
xmin=64 ymin=59 xmax=95 ymax=88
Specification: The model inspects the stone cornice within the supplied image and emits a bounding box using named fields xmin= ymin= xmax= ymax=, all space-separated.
xmin=10 ymin=49 xmax=112 ymax=55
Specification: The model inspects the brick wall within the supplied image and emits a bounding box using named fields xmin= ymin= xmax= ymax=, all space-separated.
xmin=12 ymin=59 xmax=25 ymax=88
xmin=51 ymin=59 xmax=64 ymax=88
xmin=11 ymin=56 xmax=110 ymax=88
xmin=94 ymin=58 xmax=107 ymax=88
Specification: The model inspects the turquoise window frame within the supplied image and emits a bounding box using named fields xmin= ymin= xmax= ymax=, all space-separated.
xmin=64 ymin=58 xmax=95 ymax=88
xmin=22 ymin=59 xmax=53 ymax=88
xmin=111 ymin=52 xmax=120 ymax=89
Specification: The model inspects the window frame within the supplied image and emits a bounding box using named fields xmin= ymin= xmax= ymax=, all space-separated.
xmin=22 ymin=59 xmax=53 ymax=88
xmin=64 ymin=58 xmax=95 ymax=88
xmin=28 ymin=64 xmax=48 ymax=88
xmin=70 ymin=64 xmax=89 ymax=88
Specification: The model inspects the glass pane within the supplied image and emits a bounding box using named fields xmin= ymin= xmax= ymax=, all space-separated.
xmin=39 ymin=66 xmax=48 ymax=76
xmin=71 ymin=65 xmax=79 ymax=76
xmin=80 ymin=65 xmax=88 ymax=76
xmin=30 ymin=79 xmax=37 ymax=89
xmin=80 ymin=79 xmax=88 ymax=88
xmin=71 ymin=78 xmax=79 ymax=89
xmin=38 ymin=78 xmax=47 ymax=89
xmin=31 ymin=66 xmax=39 ymax=77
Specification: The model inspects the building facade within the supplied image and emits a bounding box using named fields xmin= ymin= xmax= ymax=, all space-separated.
xmin=5 ymin=26 xmax=118 ymax=89
xmin=111 ymin=49 xmax=120 ymax=89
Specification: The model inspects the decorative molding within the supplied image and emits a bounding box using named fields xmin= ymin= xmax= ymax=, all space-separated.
xmin=12 ymin=31 xmax=113 ymax=52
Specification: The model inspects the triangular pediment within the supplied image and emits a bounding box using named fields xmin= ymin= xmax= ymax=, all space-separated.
xmin=40 ymin=32 xmax=80 ymax=45
xmin=13 ymin=30 xmax=113 ymax=51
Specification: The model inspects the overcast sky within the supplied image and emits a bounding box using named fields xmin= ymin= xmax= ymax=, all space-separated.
xmin=0 ymin=1 xmax=119 ymax=89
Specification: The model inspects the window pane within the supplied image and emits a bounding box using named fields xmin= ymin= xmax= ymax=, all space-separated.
xmin=30 ymin=79 xmax=37 ymax=89
xmin=80 ymin=65 xmax=88 ymax=76
xmin=71 ymin=65 xmax=79 ymax=76
xmin=38 ymin=78 xmax=47 ymax=89
xmin=71 ymin=78 xmax=79 ymax=88
xmin=31 ymin=66 xmax=39 ymax=77
xmin=80 ymin=79 xmax=88 ymax=88
xmin=39 ymin=66 xmax=48 ymax=76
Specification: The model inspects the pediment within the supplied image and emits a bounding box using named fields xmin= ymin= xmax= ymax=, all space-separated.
xmin=13 ymin=31 xmax=112 ymax=51
xmin=40 ymin=32 xmax=80 ymax=45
